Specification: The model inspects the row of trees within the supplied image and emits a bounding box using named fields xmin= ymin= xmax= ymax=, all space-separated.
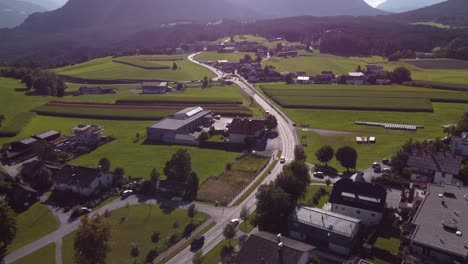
xmin=0 ymin=67 xmax=66 ymax=97
xmin=315 ymin=145 xmax=358 ymax=172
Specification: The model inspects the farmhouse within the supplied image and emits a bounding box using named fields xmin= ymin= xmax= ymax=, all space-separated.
xmin=55 ymin=165 xmax=113 ymax=197
xmin=219 ymin=46 xmax=237 ymax=53
xmin=228 ymin=118 xmax=265 ymax=144
xmin=235 ymin=232 xmax=315 ymax=264
xmin=141 ymin=82 xmax=171 ymax=94
xmin=73 ymin=125 xmax=104 ymax=146
xmin=329 ymin=179 xmax=387 ymax=226
xmin=346 ymin=72 xmax=365 ymax=85
xmin=289 ymin=206 xmax=361 ymax=256
xmin=366 ymin=64 xmax=385 ymax=74
xmin=146 ymin=106 xmax=212 ymax=146
xmin=451 ymin=132 xmax=468 ymax=157
xmin=79 ymin=86 xmax=117 ymax=95
xmin=297 ymin=76 xmax=311 ymax=84
xmin=402 ymin=184 xmax=468 ymax=264
xmin=407 ymin=150 xmax=462 ymax=185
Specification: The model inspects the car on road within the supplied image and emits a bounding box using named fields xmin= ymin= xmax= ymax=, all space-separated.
xmin=214 ymin=115 xmax=221 ymax=120
xmin=313 ymin=171 xmax=324 ymax=178
xmin=382 ymin=168 xmax=391 ymax=174
xmin=280 ymin=156 xmax=286 ymax=164
xmin=229 ymin=218 xmax=240 ymax=226
xmin=190 ymin=235 xmax=205 ymax=251
xmin=373 ymin=166 xmax=382 ymax=173
xmin=372 ymin=162 xmax=380 ymax=168
xmin=121 ymin=190 xmax=133 ymax=197
xmin=80 ymin=207 xmax=92 ymax=214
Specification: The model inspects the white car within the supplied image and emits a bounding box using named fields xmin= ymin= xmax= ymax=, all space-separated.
xmin=80 ymin=207 xmax=92 ymax=214
xmin=229 ymin=219 xmax=240 ymax=226
xmin=382 ymin=168 xmax=391 ymax=174
xmin=280 ymin=156 xmax=286 ymax=164
xmin=121 ymin=190 xmax=133 ymax=197
xmin=372 ymin=162 xmax=380 ymax=168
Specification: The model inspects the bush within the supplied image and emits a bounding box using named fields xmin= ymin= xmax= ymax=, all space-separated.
xmin=130 ymin=244 xmax=140 ymax=257
xmin=71 ymin=205 xmax=81 ymax=217
xmin=145 ymin=249 xmax=159 ymax=263
xmin=312 ymin=197 xmax=319 ymax=205
xmin=151 ymin=231 xmax=160 ymax=243
xmin=226 ymin=163 xmax=232 ymax=171
xmin=325 ymin=178 xmax=332 ymax=186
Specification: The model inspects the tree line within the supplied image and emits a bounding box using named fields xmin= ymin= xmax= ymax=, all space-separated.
xmin=0 ymin=67 xmax=66 ymax=97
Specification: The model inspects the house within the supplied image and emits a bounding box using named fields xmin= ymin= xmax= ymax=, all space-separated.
xmin=402 ymin=184 xmax=468 ymax=264
xmin=235 ymin=232 xmax=315 ymax=264
xmin=141 ymin=82 xmax=171 ymax=94
xmin=73 ymin=125 xmax=104 ymax=146
xmin=277 ymin=51 xmax=298 ymax=57
xmin=228 ymin=118 xmax=265 ymax=144
xmin=346 ymin=72 xmax=365 ymax=85
xmin=6 ymin=137 xmax=38 ymax=164
xmin=33 ymin=130 xmax=61 ymax=142
xmin=321 ymin=71 xmax=335 ymax=78
xmin=146 ymin=107 xmax=212 ymax=146
xmin=289 ymin=206 xmax=361 ymax=256
xmin=366 ymin=65 xmax=385 ymax=74
xmin=175 ymin=47 xmax=185 ymax=54
xmin=451 ymin=132 xmax=468 ymax=157
xmin=297 ymin=76 xmax=311 ymax=84
xmin=79 ymin=87 xmax=117 ymax=95
xmin=219 ymin=47 xmax=236 ymax=53
xmin=10 ymin=137 xmax=37 ymax=153
xmin=407 ymin=150 xmax=462 ymax=185
xmin=10 ymin=183 xmax=39 ymax=208
xmin=329 ymin=179 xmax=387 ymax=226
xmin=376 ymin=79 xmax=391 ymax=85
xmin=55 ymin=165 xmax=113 ymax=197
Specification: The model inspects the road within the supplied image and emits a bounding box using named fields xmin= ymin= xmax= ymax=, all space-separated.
xmin=165 ymin=54 xmax=299 ymax=263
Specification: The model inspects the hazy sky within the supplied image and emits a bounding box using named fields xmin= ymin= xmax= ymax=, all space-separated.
xmin=364 ymin=0 xmax=386 ymax=7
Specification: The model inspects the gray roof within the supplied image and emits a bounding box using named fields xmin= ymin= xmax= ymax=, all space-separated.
xmin=141 ymin=82 xmax=168 ymax=87
xmin=148 ymin=107 xmax=210 ymax=131
xmin=292 ymin=206 xmax=361 ymax=238
xmin=173 ymin=106 xmax=204 ymax=119
xmin=34 ymin=130 xmax=60 ymax=140
xmin=410 ymin=184 xmax=468 ymax=259
xmin=19 ymin=137 xmax=37 ymax=145
xmin=408 ymin=150 xmax=462 ymax=175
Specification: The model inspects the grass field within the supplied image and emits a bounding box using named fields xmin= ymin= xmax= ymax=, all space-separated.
xmin=62 ymin=205 xmax=209 ymax=264
xmin=403 ymin=59 xmax=468 ymax=70
xmin=8 ymin=203 xmax=59 ymax=253
xmin=410 ymin=22 xmax=450 ymax=29
xmin=298 ymin=185 xmax=332 ymax=208
xmin=202 ymin=238 xmax=239 ymax=264
xmin=11 ymin=243 xmax=55 ymax=264
xmin=194 ymin=52 xmax=255 ymax=62
xmin=54 ymin=55 xmax=215 ymax=81
xmin=231 ymin=34 xmax=303 ymax=49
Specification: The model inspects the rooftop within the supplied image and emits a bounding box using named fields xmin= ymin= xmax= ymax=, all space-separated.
xmin=55 ymin=165 xmax=102 ymax=188
xmin=407 ymin=150 xmax=462 ymax=175
xmin=229 ymin=118 xmax=265 ymax=136
xmin=292 ymin=206 xmax=361 ymax=238
xmin=18 ymin=137 xmax=37 ymax=145
xmin=329 ymin=179 xmax=387 ymax=213
xmin=348 ymin=72 xmax=365 ymax=77
xmin=148 ymin=107 xmax=211 ymax=131
xmin=235 ymin=232 xmax=314 ymax=264
xmin=141 ymin=82 xmax=168 ymax=87
xmin=34 ymin=130 xmax=60 ymax=140
xmin=410 ymin=184 xmax=468 ymax=259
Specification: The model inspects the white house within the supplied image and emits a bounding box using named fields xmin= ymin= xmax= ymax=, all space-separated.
xmin=329 ymin=179 xmax=387 ymax=226
xmin=73 ymin=125 xmax=103 ymax=146
xmin=228 ymin=118 xmax=265 ymax=144
xmin=407 ymin=149 xmax=462 ymax=185
xmin=55 ymin=165 xmax=113 ymax=197
xmin=346 ymin=72 xmax=365 ymax=85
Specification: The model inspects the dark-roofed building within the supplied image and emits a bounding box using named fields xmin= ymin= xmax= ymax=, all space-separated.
xmin=329 ymin=179 xmax=387 ymax=226
xmin=11 ymin=183 xmax=39 ymax=209
xmin=403 ymin=184 xmax=468 ymax=264
xmin=289 ymin=206 xmax=361 ymax=256
xmin=10 ymin=137 xmax=37 ymax=153
xmin=33 ymin=130 xmax=61 ymax=142
xmin=141 ymin=82 xmax=171 ymax=94
xmin=55 ymin=165 xmax=113 ymax=197
xmin=408 ymin=150 xmax=462 ymax=185
xmin=366 ymin=64 xmax=385 ymax=74
xmin=451 ymin=132 xmax=468 ymax=158
xmin=235 ymin=232 xmax=315 ymax=264
xmin=146 ymin=107 xmax=212 ymax=146
xmin=228 ymin=118 xmax=265 ymax=144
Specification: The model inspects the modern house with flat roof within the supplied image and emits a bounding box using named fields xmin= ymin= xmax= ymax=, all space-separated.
xmin=146 ymin=106 xmax=212 ymax=146
xmin=289 ymin=206 xmax=361 ymax=256
xmin=403 ymin=184 xmax=468 ymax=264
xmin=329 ymin=179 xmax=387 ymax=226
xmin=407 ymin=149 xmax=462 ymax=185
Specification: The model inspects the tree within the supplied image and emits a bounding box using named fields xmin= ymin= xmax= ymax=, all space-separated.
xmin=294 ymin=145 xmax=307 ymax=161
xmin=335 ymin=146 xmax=358 ymax=172
xmin=172 ymin=62 xmax=178 ymax=70
xmin=113 ymin=167 xmax=125 ymax=187
xmin=185 ymin=171 xmax=199 ymax=200
xmin=0 ymin=114 xmax=5 ymax=127
xmin=223 ymin=222 xmax=237 ymax=247
xmin=99 ymin=158 xmax=111 ymax=172
xmin=356 ymin=65 xmax=363 ymax=72
xmin=188 ymin=204 xmax=197 ymax=219
xmin=255 ymin=183 xmax=292 ymax=233
xmin=309 ymin=253 xmax=320 ymax=264
xmin=315 ymin=145 xmax=334 ymax=165
xmin=150 ymin=169 xmax=160 ymax=188
xmin=202 ymin=76 xmax=209 ymax=88
xmin=198 ymin=131 xmax=210 ymax=141
xmin=265 ymin=115 xmax=278 ymax=131
xmin=192 ymin=250 xmax=203 ymax=264
xmin=285 ymin=73 xmax=295 ymax=84
xmin=255 ymin=54 xmax=262 ymax=62
xmin=285 ymin=160 xmax=311 ymax=186
xmin=392 ymin=67 xmax=412 ymax=83
xmin=164 ymin=149 xmax=192 ymax=182
xmin=74 ymin=214 xmax=111 ymax=264
xmin=456 ymin=112 xmax=468 ymax=135
xmin=275 ymin=172 xmax=304 ymax=201
xmin=130 ymin=244 xmax=139 ymax=258
xmin=36 ymin=167 xmax=53 ymax=191
xmin=239 ymin=205 xmax=249 ymax=233
xmin=0 ymin=200 xmax=16 ymax=249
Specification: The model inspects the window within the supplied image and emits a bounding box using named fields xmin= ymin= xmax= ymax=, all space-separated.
xmin=357 ymin=210 xmax=361 ymax=214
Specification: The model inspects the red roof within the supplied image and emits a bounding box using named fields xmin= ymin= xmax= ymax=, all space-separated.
xmin=55 ymin=165 xmax=101 ymax=188
xmin=229 ymin=118 xmax=265 ymax=136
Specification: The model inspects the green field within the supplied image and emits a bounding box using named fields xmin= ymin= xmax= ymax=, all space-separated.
xmin=54 ymin=55 xmax=215 ymax=81
xmin=410 ymin=22 xmax=450 ymax=29
xmin=62 ymin=205 xmax=209 ymax=264
xmin=202 ymin=238 xmax=239 ymax=264
xmin=298 ymin=185 xmax=332 ymax=208
xmin=11 ymin=243 xmax=55 ymax=264
xmin=231 ymin=34 xmax=303 ymax=49
xmin=194 ymin=51 xmax=255 ymax=62
xmin=8 ymin=203 xmax=59 ymax=253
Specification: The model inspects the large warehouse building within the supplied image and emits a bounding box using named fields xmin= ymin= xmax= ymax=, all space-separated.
xmin=146 ymin=106 xmax=212 ymax=145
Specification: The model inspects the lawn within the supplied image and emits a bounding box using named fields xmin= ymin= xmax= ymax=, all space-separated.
xmin=298 ymin=185 xmax=333 ymax=208
xmin=239 ymin=210 xmax=257 ymax=233
xmin=194 ymin=52 xmax=255 ymax=62
xmin=202 ymin=238 xmax=239 ymax=264
xmin=11 ymin=243 xmax=55 ymax=264
xmin=8 ymin=203 xmax=59 ymax=253
xmin=54 ymin=55 xmax=215 ymax=81
xmin=410 ymin=21 xmax=450 ymax=29
xmin=62 ymin=205 xmax=209 ymax=264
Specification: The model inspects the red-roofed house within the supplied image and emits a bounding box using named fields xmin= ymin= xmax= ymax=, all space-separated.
xmin=228 ymin=118 xmax=265 ymax=144
xmin=55 ymin=165 xmax=113 ymax=197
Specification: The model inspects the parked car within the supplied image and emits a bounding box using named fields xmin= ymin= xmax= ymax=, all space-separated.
xmin=382 ymin=159 xmax=391 ymax=165
xmin=191 ymin=235 xmax=205 ymax=251
xmin=121 ymin=190 xmax=133 ymax=197
xmin=372 ymin=162 xmax=380 ymax=168
xmin=374 ymin=166 xmax=382 ymax=173
xmin=229 ymin=219 xmax=240 ymax=226
xmin=382 ymin=168 xmax=391 ymax=174
xmin=280 ymin=156 xmax=286 ymax=164
xmin=80 ymin=207 xmax=92 ymax=214
xmin=214 ymin=115 xmax=221 ymax=120
xmin=313 ymin=171 xmax=324 ymax=178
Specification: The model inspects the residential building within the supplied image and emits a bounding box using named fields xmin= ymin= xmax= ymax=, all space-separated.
xmin=146 ymin=106 xmax=212 ymax=146
xmin=376 ymin=78 xmax=391 ymax=85
xmin=175 ymin=47 xmax=185 ymax=54
xmin=73 ymin=125 xmax=104 ymax=146
xmin=321 ymin=71 xmax=335 ymax=78
xmin=141 ymin=82 xmax=171 ymax=94
xmin=55 ymin=165 xmax=113 ymax=197
xmin=10 ymin=183 xmax=39 ymax=208
xmin=10 ymin=137 xmax=37 ymax=153
xmin=79 ymin=87 xmax=117 ymax=95
xmin=297 ymin=76 xmax=311 ymax=84
xmin=33 ymin=130 xmax=61 ymax=142
xmin=228 ymin=118 xmax=265 ymax=144
xmin=329 ymin=179 xmax=387 ymax=226
xmin=407 ymin=149 xmax=462 ymax=185
xmin=402 ymin=184 xmax=468 ymax=264
xmin=289 ymin=206 xmax=361 ymax=256
xmin=451 ymin=132 xmax=468 ymax=157
xmin=235 ymin=232 xmax=315 ymax=264
xmin=366 ymin=64 xmax=385 ymax=74
xmin=220 ymin=47 xmax=236 ymax=53
xmin=346 ymin=72 xmax=365 ymax=85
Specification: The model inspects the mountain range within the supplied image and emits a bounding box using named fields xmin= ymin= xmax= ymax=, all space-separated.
xmin=396 ymin=0 xmax=468 ymax=26
xmin=0 ymin=0 xmax=45 ymax=28
xmin=377 ymin=0 xmax=446 ymax=13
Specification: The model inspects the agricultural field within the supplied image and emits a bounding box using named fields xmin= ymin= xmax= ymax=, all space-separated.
xmin=11 ymin=243 xmax=55 ymax=264
xmin=410 ymin=22 xmax=450 ymax=29
xmin=261 ymin=84 xmax=468 ymax=111
xmin=402 ymin=59 xmax=468 ymax=70
xmin=194 ymin=51 xmax=255 ymax=62
xmin=54 ymin=55 xmax=215 ymax=81
xmin=62 ymin=205 xmax=209 ymax=264
xmin=231 ymin=34 xmax=304 ymax=49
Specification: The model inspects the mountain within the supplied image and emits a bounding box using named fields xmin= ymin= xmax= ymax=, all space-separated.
xmin=230 ymin=0 xmax=385 ymax=17
xmin=0 ymin=0 xmax=46 ymax=28
xmin=22 ymin=0 xmax=67 ymax=10
xmin=377 ymin=0 xmax=446 ymax=13
xmin=395 ymin=0 xmax=468 ymax=26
